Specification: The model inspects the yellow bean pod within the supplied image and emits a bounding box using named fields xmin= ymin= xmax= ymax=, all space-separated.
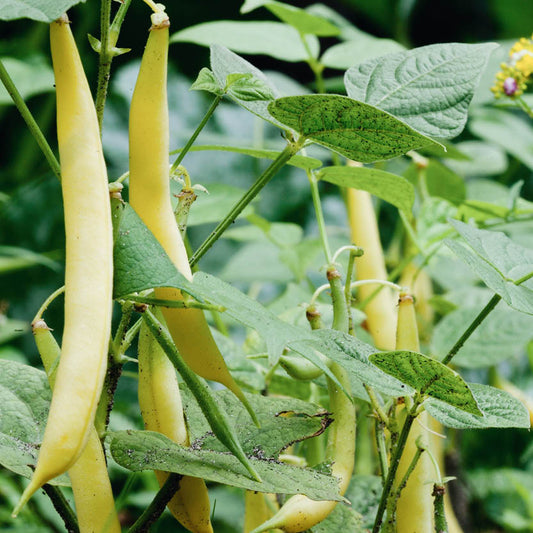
xmin=345 ymin=175 xmax=396 ymax=350
xmin=128 ymin=9 xmax=255 ymax=423
xmin=33 ymin=320 xmax=121 ymax=533
xmin=138 ymin=317 xmax=213 ymax=533
xmin=394 ymin=293 xmax=434 ymax=533
xmin=13 ymin=14 xmax=113 ymax=514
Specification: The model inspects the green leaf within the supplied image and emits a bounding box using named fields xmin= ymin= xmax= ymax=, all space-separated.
xmin=181 ymin=387 xmax=330 ymax=458
xmin=345 ymin=42 xmax=498 ymax=138
xmin=268 ymin=94 xmax=439 ymax=162
xmin=431 ymin=305 xmax=533 ymax=368
xmin=317 ymin=166 xmax=414 ymax=215
xmin=0 ymin=317 xmax=29 ymax=344
xmin=445 ymin=141 xmax=508 ymax=177
xmin=310 ymin=501 xmax=364 ymax=532
xmin=445 ymin=220 xmax=533 ymax=314
xmin=345 ymin=475 xmax=383 ymax=529
xmin=112 ymin=204 xmax=199 ymax=299
xmin=209 ymin=45 xmax=283 ymax=127
xmin=0 ymin=56 xmax=54 ymax=105
xmin=190 ymin=67 xmax=223 ymax=95
xmin=0 ymin=360 xmax=68 ymax=485
xmin=109 ymin=430 xmax=343 ymax=501
xmin=170 ymin=21 xmax=319 ymax=62
xmin=170 ymin=144 xmax=322 ymax=170
xmin=0 ymin=246 xmax=59 ymax=274
xmin=369 ymin=350 xmax=482 ymax=415
xmin=321 ymin=37 xmax=404 ymax=70
xmin=426 ymin=383 xmax=530 ymax=429
xmin=469 ymin=107 xmax=533 ymax=170
xmin=0 ymin=0 xmax=85 ymax=22
xmin=226 ymin=73 xmax=276 ymax=102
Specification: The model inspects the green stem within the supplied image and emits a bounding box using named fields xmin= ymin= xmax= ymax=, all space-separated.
xmin=190 ymin=140 xmax=302 ymax=266
xmin=123 ymin=294 xmax=225 ymax=311
xmin=441 ymin=293 xmax=501 ymax=366
xmin=376 ymin=421 xmax=389 ymax=481
xmin=109 ymin=0 xmax=133 ymax=43
xmin=399 ymin=210 xmax=426 ymax=257
xmin=328 ymin=267 xmax=350 ymax=334
xmin=41 ymin=484 xmax=79 ymax=533
xmin=372 ymin=408 xmax=417 ymax=533
xmin=364 ymin=384 xmax=389 ymax=426
xmin=0 ymin=59 xmax=61 ymax=180
xmin=308 ymin=170 xmax=332 ymax=263
xmin=127 ymin=473 xmax=182 ymax=533
xmin=433 ymin=485 xmax=449 ymax=533
xmin=170 ymin=94 xmax=223 ymax=173
xmin=95 ymin=0 xmax=112 ymax=131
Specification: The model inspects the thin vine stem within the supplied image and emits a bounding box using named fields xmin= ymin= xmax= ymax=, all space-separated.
xmin=308 ymin=170 xmax=332 ymax=263
xmin=441 ymin=293 xmax=501 ymax=365
xmin=170 ymin=94 xmax=223 ymax=173
xmin=0 ymin=59 xmax=61 ymax=180
xmin=95 ymin=0 xmax=112 ymax=131
xmin=127 ymin=473 xmax=182 ymax=533
xmin=190 ymin=139 xmax=302 ymax=266
xmin=41 ymin=484 xmax=79 ymax=533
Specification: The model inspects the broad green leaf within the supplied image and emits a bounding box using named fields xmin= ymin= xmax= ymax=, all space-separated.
xmin=426 ymin=383 xmax=530 ymax=429
xmin=109 ymin=430 xmax=342 ymax=501
xmin=190 ymin=67 xmax=222 ymax=95
xmin=431 ymin=306 xmax=533 ymax=368
xmin=112 ymin=204 xmax=198 ymax=299
xmin=345 ymin=43 xmax=498 ymax=138
xmin=0 ymin=0 xmax=85 ymax=21
xmin=317 ymin=166 xmax=414 ymax=215
xmin=445 ymin=220 xmax=533 ymax=314
xmin=0 ymin=56 xmax=54 ymax=105
xmin=469 ymin=107 xmax=533 ymax=170
xmin=226 ymin=73 xmax=275 ymax=102
xmin=0 ymin=360 xmax=68 ymax=485
xmin=321 ymin=37 xmax=404 ymax=70
xmin=184 ymin=183 xmax=256 ymax=227
xmin=171 ymin=144 xmax=322 ymax=170
xmin=171 ymin=21 xmax=319 ymax=62
xmin=310 ymin=501 xmax=364 ymax=532
xmin=181 ymin=387 xmax=330 ymax=458
xmin=345 ymin=475 xmax=382 ymax=529
xmin=209 ymin=45 xmax=283 ymax=127
xmin=415 ymin=197 xmax=457 ymax=252
xmin=369 ymin=350 xmax=482 ymax=415
xmin=225 ymin=219 xmax=304 ymax=247
xmin=0 ymin=245 xmax=59 ymax=274
xmin=445 ymin=141 xmax=508 ymax=177
xmin=268 ymin=94 xmax=439 ymax=162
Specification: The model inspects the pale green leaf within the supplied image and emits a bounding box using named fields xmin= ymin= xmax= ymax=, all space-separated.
xmin=190 ymin=67 xmax=223 ymax=95
xmin=0 ymin=361 xmax=69 ymax=485
xmin=0 ymin=56 xmax=54 ymax=104
xmin=0 ymin=0 xmax=85 ymax=21
xmin=268 ymin=94 xmax=439 ymax=162
xmin=345 ymin=42 xmax=498 ymax=138
xmin=469 ymin=107 xmax=533 ymax=170
xmin=446 ymin=220 xmax=533 ymax=314
xmin=321 ymin=37 xmax=404 ymax=70
xmin=431 ymin=305 xmax=533 ymax=368
xmin=369 ymin=350 xmax=482 ymax=415
xmin=227 ymin=73 xmax=275 ymax=101
xmin=445 ymin=141 xmax=508 ymax=177
xmin=0 ymin=317 xmax=30 ymax=345
xmin=345 ymin=475 xmax=382 ymax=529
xmin=317 ymin=166 xmax=414 ymax=215
xmin=109 ymin=430 xmax=342 ymax=501
xmin=170 ymin=144 xmax=322 ymax=170
xmin=426 ymin=383 xmax=530 ymax=429
xmin=170 ymin=21 xmax=319 ymax=62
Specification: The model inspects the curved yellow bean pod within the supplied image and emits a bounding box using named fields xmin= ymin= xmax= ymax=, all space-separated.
xmin=33 ymin=320 xmax=121 ymax=533
xmin=345 ymin=178 xmax=396 ymax=350
xmin=394 ymin=293 xmax=434 ymax=533
xmin=128 ymin=10 xmax=255 ymax=423
xmin=14 ymin=14 xmax=113 ymax=514
xmin=138 ymin=317 xmax=213 ymax=533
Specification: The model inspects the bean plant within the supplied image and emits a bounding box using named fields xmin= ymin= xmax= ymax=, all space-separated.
xmin=1 ymin=0 xmax=533 ymax=532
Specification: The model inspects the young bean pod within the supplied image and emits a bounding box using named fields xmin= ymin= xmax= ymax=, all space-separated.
xmin=128 ymin=7 xmax=257 ymax=425
xmin=13 ymin=14 xmax=113 ymax=513
xmin=138 ymin=315 xmax=213 ymax=533
xmin=32 ymin=320 xmax=121 ymax=533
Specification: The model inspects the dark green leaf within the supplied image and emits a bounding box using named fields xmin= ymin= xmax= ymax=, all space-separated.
xmin=317 ymin=166 xmax=414 ymax=215
xmin=109 ymin=430 xmax=342 ymax=501
xmin=345 ymin=43 xmax=498 ymax=138
xmin=0 ymin=56 xmax=54 ymax=104
xmin=0 ymin=0 xmax=86 ymax=22
xmin=345 ymin=475 xmax=382 ymax=529
xmin=369 ymin=350 xmax=482 ymax=415
xmin=170 ymin=21 xmax=319 ymax=62
xmin=426 ymin=383 xmax=530 ymax=429
xmin=268 ymin=94 xmax=439 ymax=162
xmin=446 ymin=220 xmax=533 ymax=314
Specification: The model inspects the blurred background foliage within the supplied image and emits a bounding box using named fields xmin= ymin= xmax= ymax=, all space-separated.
xmin=2 ymin=0 xmax=533 ymax=531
